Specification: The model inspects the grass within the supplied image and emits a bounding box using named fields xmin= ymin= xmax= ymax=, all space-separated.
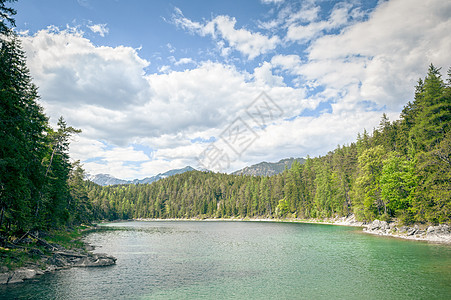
xmin=0 ymin=247 xmax=44 ymax=271
xmin=44 ymin=229 xmax=84 ymax=250
xmin=0 ymin=224 xmax=93 ymax=272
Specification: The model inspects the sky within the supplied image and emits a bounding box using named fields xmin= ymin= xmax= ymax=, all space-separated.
xmin=10 ymin=0 xmax=451 ymax=179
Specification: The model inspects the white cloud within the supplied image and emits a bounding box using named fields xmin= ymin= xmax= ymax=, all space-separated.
xmin=88 ymin=23 xmax=109 ymax=37
xmin=271 ymin=54 xmax=302 ymax=73
xmin=158 ymin=65 xmax=171 ymax=73
xmin=174 ymin=57 xmax=195 ymax=66
xmin=21 ymin=27 xmax=150 ymax=111
xmin=261 ymin=0 xmax=284 ymax=4
xmin=303 ymin=0 xmax=451 ymax=109
xmin=172 ymin=8 xmax=280 ymax=60
xmin=77 ymin=0 xmax=91 ymax=9
xmin=286 ymin=2 xmax=355 ymax=43
xmin=253 ymin=62 xmax=285 ymax=87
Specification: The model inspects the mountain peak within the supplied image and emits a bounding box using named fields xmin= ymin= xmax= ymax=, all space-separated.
xmin=232 ymin=158 xmax=305 ymax=176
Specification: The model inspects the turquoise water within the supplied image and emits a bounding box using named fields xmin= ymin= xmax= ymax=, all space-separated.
xmin=1 ymin=221 xmax=450 ymax=299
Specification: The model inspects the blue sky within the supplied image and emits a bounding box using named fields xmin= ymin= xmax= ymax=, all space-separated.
xmin=11 ymin=0 xmax=451 ymax=179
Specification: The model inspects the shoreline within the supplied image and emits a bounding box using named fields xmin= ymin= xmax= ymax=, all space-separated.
xmin=0 ymin=227 xmax=116 ymax=285
xmin=134 ymin=215 xmax=364 ymax=227
xmin=134 ymin=216 xmax=451 ymax=244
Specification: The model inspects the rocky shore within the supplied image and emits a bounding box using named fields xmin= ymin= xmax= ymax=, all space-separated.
xmin=139 ymin=216 xmax=451 ymax=244
xmin=363 ymin=220 xmax=451 ymax=243
xmin=0 ymin=231 xmax=116 ymax=285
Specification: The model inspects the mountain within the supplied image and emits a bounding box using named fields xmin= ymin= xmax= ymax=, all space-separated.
xmin=86 ymin=174 xmax=130 ymax=186
xmin=131 ymin=166 xmax=196 ymax=184
xmin=232 ymin=158 xmax=305 ymax=176
xmin=87 ymin=166 xmax=196 ymax=186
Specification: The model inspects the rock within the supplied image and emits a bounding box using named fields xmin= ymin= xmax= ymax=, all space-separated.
xmin=55 ymin=250 xmax=87 ymax=258
xmin=7 ymin=269 xmax=37 ymax=284
xmin=0 ymin=268 xmax=38 ymax=284
xmin=407 ymin=227 xmax=418 ymax=236
xmin=47 ymin=253 xmax=69 ymax=268
xmin=35 ymin=268 xmax=45 ymax=276
xmin=399 ymin=226 xmax=408 ymax=233
xmin=74 ymin=253 xmax=116 ymax=267
xmin=45 ymin=265 xmax=57 ymax=273
xmin=0 ymin=272 xmax=11 ymax=284
xmin=85 ymin=244 xmax=95 ymax=251
xmin=426 ymin=224 xmax=451 ymax=236
xmin=367 ymin=220 xmax=389 ymax=231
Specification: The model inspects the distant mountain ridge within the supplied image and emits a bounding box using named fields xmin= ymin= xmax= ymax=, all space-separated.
xmin=232 ymin=158 xmax=305 ymax=176
xmin=87 ymin=166 xmax=195 ymax=186
xmin=87 ymin=158 xmax=304 ymax=185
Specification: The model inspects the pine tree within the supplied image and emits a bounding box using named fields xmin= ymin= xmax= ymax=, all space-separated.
xmin=0 ymin=32 xmax=48 ymax=231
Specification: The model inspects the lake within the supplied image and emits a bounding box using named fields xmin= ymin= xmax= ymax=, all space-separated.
xmin=1 ymin=221 xmax=450 ymax=299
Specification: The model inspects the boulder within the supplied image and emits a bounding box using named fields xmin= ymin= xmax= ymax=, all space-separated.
xmin=8 ymin=269 xmax=37 ymax=284
xmin=74 ymin=253 xmax=116 ymax=267
xmin=47 ymin=253 xmax=69 ymax=268
xmin=0 ymin=268 xmax=38 ymax=284
xmin=367 ymin=220 xmax=389 ymax=231
xmin=426 ymin=224 xmax=451 ymax=236
xmin=0 ymin=272 xmax=11 ymax=284
xmin=398 ymin=226 xmax=408 ymax=233
xmin=407 ymin=227 xmax=418 ymax=236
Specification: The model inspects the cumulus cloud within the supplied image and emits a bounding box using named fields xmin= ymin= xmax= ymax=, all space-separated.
xmin=172 ymin=8 xmax=280 ymax=59
xmin=302 ymin=0 xmax=451 ymax=110
xmin=88 ymin=23 xmax=109 ymax=37
xmin=173 ymin=57 xmax=195 ymax=66
xmin=286 ymin=2 xmax=358 ymax=43
xmin=21 ymin=27 xmax=150 ymax=111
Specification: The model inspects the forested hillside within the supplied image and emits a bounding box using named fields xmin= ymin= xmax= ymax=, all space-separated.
xmin=87 ymin=65 xmax=451 ymax=225
xmin=0 ymin=1 xmax=91 ymax=235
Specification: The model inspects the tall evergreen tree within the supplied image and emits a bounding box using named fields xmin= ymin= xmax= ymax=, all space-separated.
xmin=0 ymin=29 xmax=48 ymax=231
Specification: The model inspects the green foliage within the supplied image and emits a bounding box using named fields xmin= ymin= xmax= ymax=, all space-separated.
xmin=353 ymin=146 xmax=385 ymax=221
xmin=380 ymin=152 xmax=417 ymax=222
xmin=1 ymin=33 xmax=48 ymax=232
xmin=275 ymin=199 xmax=289 ymax=218
xmin=1 ymin=1 xmax=92 ymax=237
xmin=0 ymin=247 xmax=32 ymax=270
xmin=0 ymin=0 xmax=16 ymax=35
